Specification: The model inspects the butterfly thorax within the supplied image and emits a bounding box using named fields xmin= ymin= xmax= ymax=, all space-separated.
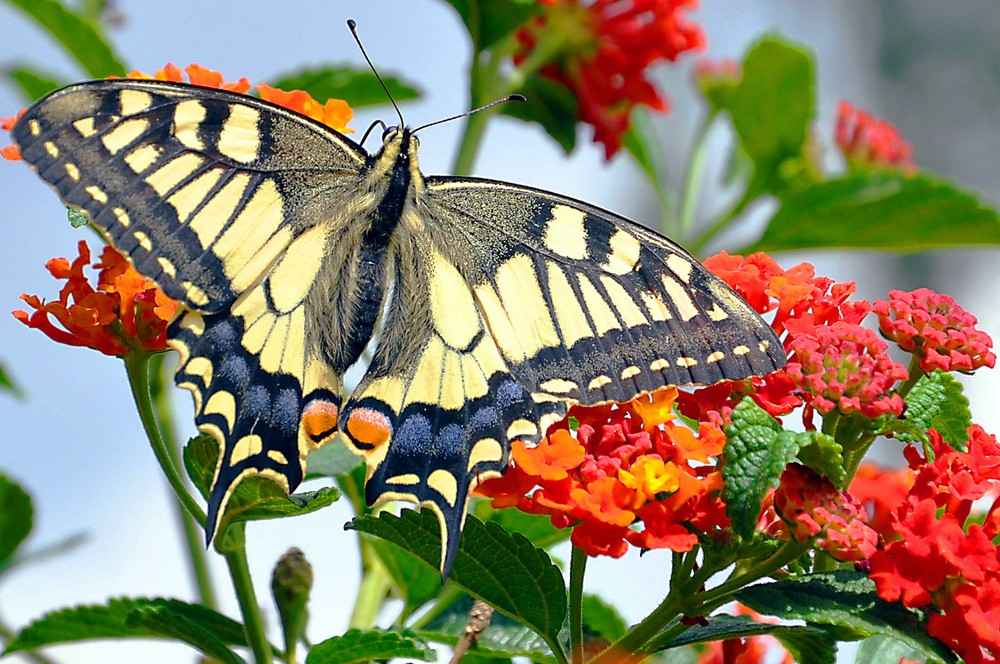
xmin=309 ymin=127 xmax=425 ymax=373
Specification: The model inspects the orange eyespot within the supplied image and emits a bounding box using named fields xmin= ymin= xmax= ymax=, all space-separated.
xmin=346 ymin=408 xmax=393 ymax=449
xmin=301 ymin=399 xmax=340 ymax=443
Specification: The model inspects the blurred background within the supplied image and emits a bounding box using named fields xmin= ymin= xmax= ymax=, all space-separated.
xmin=0 ymin=1 xmax=998 ymax=661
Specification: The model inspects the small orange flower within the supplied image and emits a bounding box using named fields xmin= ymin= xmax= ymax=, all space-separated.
xmin=257 ymin=84 xmax=354 ymax=134
xmin=127 ymin=62 xmax=252 ymax=94
xmin=14 ymin=241 xmax=177 ymax=356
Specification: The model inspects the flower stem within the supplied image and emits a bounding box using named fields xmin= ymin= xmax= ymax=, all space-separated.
xmin=677 ymin=112 xmax=716 ymax=242
xmin=148 ymin=352 xmax=217 ymax=609
xmin=218 ymin=524 xmax=274 ymax=664
xmin=569 ymin=546 xmax=587 ymax=664
xmin=896 ymin=356 xmax=925 ymax=400
xmin=123 ymin=353 xmax=206 ymax=527
xmin=688 ymin=186 xmax=755 ymax=257
xmin=349 ymin=539 xmax=392 ymax=630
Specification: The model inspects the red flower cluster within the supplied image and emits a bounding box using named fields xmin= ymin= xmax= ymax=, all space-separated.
xmin=768 ymin=464 xmax=877 ymax=562
xmin=516 ymin=0 xmax=705 ymax=158
xmin=476 ymin=387 xmax=729 ymax=557
xmin=835 ymin=100 xmax=916 ymax=172
xmin=14 ymin=241 xmax=177 ymax=356
xmin=3 ymin=63 xmax=354 ymax=160
xmin=867 ymin=426 xmax=1000 ymax=664
xmin=785 ymin=321 xmax=908 ymax=419
xmin=874 ymin=288 xmax=995 ymax=374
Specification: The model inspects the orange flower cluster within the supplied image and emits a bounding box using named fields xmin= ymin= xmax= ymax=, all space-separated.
xmin=15 ymin=241 xmax=177 ymax=356
xmin=476 ymin=387 xmax=729 ymax=557
xmin=2 ymin=62 xmax=354 ymax=160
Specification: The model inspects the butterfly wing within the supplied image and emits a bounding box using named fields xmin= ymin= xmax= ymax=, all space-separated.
xmin=340 ymin=176 xmax=784 ymax=575
xmin=13 ymin=80 xmax=365 ymax=536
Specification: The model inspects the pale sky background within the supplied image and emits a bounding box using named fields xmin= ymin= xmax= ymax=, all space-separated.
xmin=1 ymin=2 xmax=999 ymax=663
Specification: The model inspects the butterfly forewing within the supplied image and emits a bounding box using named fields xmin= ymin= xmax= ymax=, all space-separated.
xmin=12 ymin=80 xmax=366 ymax=537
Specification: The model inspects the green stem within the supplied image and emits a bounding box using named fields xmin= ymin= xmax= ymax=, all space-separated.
xmin=688 ymin=186 xmax=755 ymax=257
xmin=896 ymin=356 xmax=925 ymax=400
xmin=406 ymin=584 xmax=465 ymax=630
xmin=148 ymin=353 xmax=217 ymax=609
xmin=676 ymin=112 xmax=716 ymax=242
xmin=694 ymin=540 xmax=807 ymax=609
xmin=569 ymin=546 xmax=587 ymax=664
xmin=349 ymin=539 xmax=392 ymax=630
xmin=123 ymin=353 xmax=205 ymax=526
xmin=219 ymin=525 xmax=273 ymax=664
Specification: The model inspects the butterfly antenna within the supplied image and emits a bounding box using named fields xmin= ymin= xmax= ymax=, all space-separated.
xmin=348 ymin=19 xmax=405 ymax=128
xmin=413 ymin=94 xmax=526 ymax=134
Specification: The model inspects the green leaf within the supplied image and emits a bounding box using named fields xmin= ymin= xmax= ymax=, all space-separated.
xmin=750 ymin=172 xmax=1000 ymax=252
xmin=473 ymin=501 xmax=570 ymax=550
xmin=0 ymin=475 xmax=32 ymax=568
xmin=5 ymin=598 xmax=250 ymax=661
xmin=349 ymin=510 xmax=566 ymax=648
xmin=855 ymin=635 xmax=929 ymax=664
xmin=67 ymin=207 xmax=89 ymax=228
xmin=723 ymin=399 xmax=807 ymax=538
xmin=502 ymin=75 xmax=578 ymax=154
xmin=796 ymin=433 xmax=847 ymax=487
xmin=735 ymin=571 xmax=957 ymax=663
xmin=0 ymin=360 xmax=24 ymax=398
xmin=183 ymin=434 xmax=339 ymax=538
xmin=652 ymin=614 xmax=836 ymax=664
xmin=5 ymin=65 xmax=66 ymax=102
xmin=268 ymin=66 xmax=421 ymax=109
xmin=418 ymin=595 xmax=555 ymax=661
xmin=729 ymin=37 xmax=815 ymax=193
xmin=443 ymin=0 xmax=541 ymax=51
xmin=367 ymin=538 xmax=442 ymax=617
xmin=581 ymin=594 xmax=628 ymax=642
xmin=305 ymin=629 xmax=433 ymax=664
xmin=305 ymin=437 xmax=363 ymax=479
xmin=902 ymin=371 xmax=972 ymax=452
xmin=5 ymin=0 xmax=126 ymax=78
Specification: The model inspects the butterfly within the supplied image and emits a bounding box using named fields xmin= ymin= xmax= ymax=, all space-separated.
xmin=12 ymin=77 xmax=784 ymax=576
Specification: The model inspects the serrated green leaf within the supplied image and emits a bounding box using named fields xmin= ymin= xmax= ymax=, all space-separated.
xmin=473 ymin=501 xmax=569 ymax=550
xmin=729 ymin=37 xmax=815 ymax=193
xmin=796 ymin=433 xmax=846 ymax=487
xmin=855 ymin=635 xmax=928 ymax=664
xmin=0 ymin=475 xmax=32 ymax=567
xmin=502 ymin=75 xmax=578 ymax=154
xmin=67 ymin=207 xmax=89 ymax=228
xmin=305 ymin=629 xmax=433 ymax=664
xmin=581 ymin=594 xmax=627 ymax=642
xmin=368 ymin=537 xmax=442 ymax=617
xmin=5 ymin=597 xmax=250 ymax=659
xmin=902 ymin=371 xmax=971 ymax=451
xmin=723 ymin=399 xmax=807 ymax=538
xmin=349 ymin=510 xmax=566 ymax=649
xmin=305 ymin=437 xmax=363 ymax=479
xmin=734 ymin=571 xmax=957 ymax=663
xmin=750 ymin=172 xmax=1000 ymax=252
xmin=443 ymin=0 xmax=541 ymax=51
xmin=5 ymin=65 xmax=66 ymax=102
xmin=418 ymin=595 xmax=554 ymax=662
xmin=183 ymin=434 xmax=339 ymax=537
xmin=268 ymin=66 xmax=421 ymax=109
xmin=652 ymin=614 xmax=835 ymax=664
xmin=124 ymin=604 xmax=245 ymax=664
xmin=6 ymin=0 xmax=126 ymax=78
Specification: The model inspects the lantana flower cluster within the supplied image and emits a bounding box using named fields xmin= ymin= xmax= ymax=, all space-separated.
xmin=862 ymin=427 xmax=1000 ymax=664
xmin=515 ymin=0 xmax=705 ymax=157
xmin=835 ymin=100 xmax=916 ymax=172
xmin=477 ymin=387 xmax=729 ymax=557
xmin=14 ymin=241 xmax=176 ymax=356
